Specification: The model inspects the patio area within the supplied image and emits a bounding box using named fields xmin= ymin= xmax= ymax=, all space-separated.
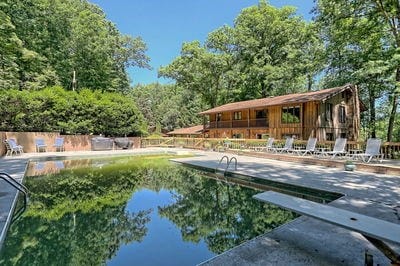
xmin=1 ymin=148 xmax=399 ymax=265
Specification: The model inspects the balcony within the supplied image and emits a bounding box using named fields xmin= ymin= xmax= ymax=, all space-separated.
xmin=207 ymin=118 xmax=268 ymax=129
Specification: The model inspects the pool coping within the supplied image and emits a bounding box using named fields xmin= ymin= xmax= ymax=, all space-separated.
xmin=171 ymin=153 xmax=400 ymax=265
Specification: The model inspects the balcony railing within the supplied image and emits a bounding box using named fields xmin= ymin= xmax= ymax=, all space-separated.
xmin=207 ymin=118 xmax=268 ymax=129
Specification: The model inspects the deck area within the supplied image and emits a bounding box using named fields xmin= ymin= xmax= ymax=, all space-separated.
xmin=1 ymin=148 xmax=400 ymax=265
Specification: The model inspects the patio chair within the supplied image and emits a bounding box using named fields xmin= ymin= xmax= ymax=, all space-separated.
xmin=54 ymin=160 xmax=65 ymax=169
xmin=291 ymin=137 xmax=317 ymax=156
xmin=255 ymin=138 xmax=275 ymax=152
xmin=53 ymin=137 xmax=65 ymax=152
xmin=271 ymin=137 xmax=294 ymax=153
xmin=354 ymin=138 xmax=383 ymax=163
xmin=320 ymin=138 xmax=347 ymax=159
xmin=35 ymin=138 xmax=47 ymax=152
xmin=5 ymin=139 xmax=24 ymax=155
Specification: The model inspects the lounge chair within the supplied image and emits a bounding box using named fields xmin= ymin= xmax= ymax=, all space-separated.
xmin=271 ymin=137 xmax=294 ymax=153
xmin=5 ymin=139 xmax=23 ymax=155
xmin=255 ymin=138 xmax=275 ymax=152
xmin=320 ymin=138 xmax=347 ymax=159
xmin=354 ymin=138 xmax=383 ymax=163
xmin=292 ymin=137 xmax=317 ymax=156
xmin=53 ymin=137 xmax=65 ymax=152
xmin=35 ymin=138 xmax=47 ymax=152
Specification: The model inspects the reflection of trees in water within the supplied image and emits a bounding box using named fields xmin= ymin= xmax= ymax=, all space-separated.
xmin=157 ymin=168 xmax=297 ymax=254
xmin=0 ymin=157 xmax=164 ymax=265
xmin=0 ymin=206 xmax=150 ymax=266
xmin=0 ymin=156 xmax=296 ymax=264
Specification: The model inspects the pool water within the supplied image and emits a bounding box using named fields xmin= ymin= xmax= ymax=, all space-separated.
xmin=0 ymin=155 xmax=297 ymax=265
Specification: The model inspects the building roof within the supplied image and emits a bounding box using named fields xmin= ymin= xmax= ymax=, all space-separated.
xmin=200 ymin=84 xmax=354 ymax=115
xmin=167 ymin=125 xmax=204 ymax=135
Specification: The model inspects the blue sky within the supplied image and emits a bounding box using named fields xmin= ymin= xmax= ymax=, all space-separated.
xmin=90 ymin=0 xmax=315 ymax=85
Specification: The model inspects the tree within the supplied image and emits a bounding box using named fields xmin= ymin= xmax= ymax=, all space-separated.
xmin=1 ymin=0 xmax=150 ymax=92
xmin=314 ymin=0 xmax=400 ymax=141
xmin=0 ymin=8 xmax=21 ymax=89
xmin=159 ymin=1 xmax=321 ymax=109
xmin=159 ymin=41 xmax=229 ymax=108
xmin=232 ymin=1 xmax=315 ymax=98
xmin=131 ymin=83 xmax=203 ymax=133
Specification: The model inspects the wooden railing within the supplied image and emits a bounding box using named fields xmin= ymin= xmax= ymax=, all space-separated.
xmin=207 ymin=118 xmax=268 ymax=129
xmin=140 ymin=137 xmax=400 ymax=159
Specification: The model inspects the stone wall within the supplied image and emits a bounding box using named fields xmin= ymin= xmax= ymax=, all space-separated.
xmin=0 ymin=132 xmax=141 ymax=155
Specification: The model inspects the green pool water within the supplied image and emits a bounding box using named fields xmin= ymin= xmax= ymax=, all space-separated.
xmin=0 ymin=155 xmax=297 ymax=266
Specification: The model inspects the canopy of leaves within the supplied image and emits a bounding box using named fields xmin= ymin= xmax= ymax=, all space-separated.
xmin=314 ymin=0 xmax=400 ymax=141
xmin=159 ymin=0 xmax=323 ymax=108
xmin=130 ymin=83 xmax=204 ymax=133
xmin=0 ymin=0 xmax=150 ymax=92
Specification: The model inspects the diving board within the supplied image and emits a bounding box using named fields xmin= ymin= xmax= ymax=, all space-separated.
xmin=253 ymin=191 xmax=400 ymax=244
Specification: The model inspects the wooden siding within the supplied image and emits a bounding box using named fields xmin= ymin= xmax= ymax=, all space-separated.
xmin=204 ymin=86 xmax=360 ymax=141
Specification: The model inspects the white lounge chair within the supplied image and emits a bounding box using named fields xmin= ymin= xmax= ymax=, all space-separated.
xmin=271 ymin=137 xmax=294 ymax=153
xmin=5 ymin=139 xmax=24 ymax=155
xmin=256 ymin=138 xmax=275 ymax=152
xmin=320 ymin=138 xmax=347 ymax=159
xmin=292 ymin=137 xmax=317 ymax=156
xmin=354 ymin=138 xmax=383 ymax=163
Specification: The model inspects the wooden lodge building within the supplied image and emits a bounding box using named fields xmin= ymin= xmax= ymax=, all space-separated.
xmin=200 ymin=84 xmax=362 ymax=141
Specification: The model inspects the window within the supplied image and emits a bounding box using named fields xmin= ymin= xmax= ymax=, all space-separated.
xmin=233 ymin=111 xmax=242 ymax=120
xmin=217 ymin=113 xmax=222 ymax=121
xmin=281 ymin=106 xmax=300 ymax=123
xmin=325 ymin=103 xmax=333 ymax=121
xmin=339 ymin=106 xmax=346 ymax=123
xmin=326 ymin=133 xmax=333 ymax=141
xmin=255 ymin=110 xmax=267 ymax=118
xmin=232 ymin=133 xmax=243 ymax=139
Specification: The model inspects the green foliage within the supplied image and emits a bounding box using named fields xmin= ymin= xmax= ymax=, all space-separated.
xmin=0 ymin=0 xmax=150 ymax=92
xmin=159 ymin=0 xmax=323 ymax=108
xmin=0 ymin=87 xmax=147 ymax=136
xmin=131 ymin=83 xmax=203 ymax=133
xmin=314 ymin=0 xmax=399 ymax=141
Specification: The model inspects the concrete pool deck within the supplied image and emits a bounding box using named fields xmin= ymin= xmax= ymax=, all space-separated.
xmin=1 ymin=148 xmax=399 ymax=265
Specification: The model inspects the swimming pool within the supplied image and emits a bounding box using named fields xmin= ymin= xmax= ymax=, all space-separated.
xmin=0 ymin=155 xmax=297 ymax=265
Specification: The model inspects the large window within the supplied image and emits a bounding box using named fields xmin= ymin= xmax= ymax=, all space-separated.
xmin=325 ymin=103 xmax=333 ymax=121
xmin=233 ymin=111 xmax=242 ymax=120
xmin=339 ymin=106 xmax=346 ymax=123
xmin=281 ymin=106 xmax=300 ymax=123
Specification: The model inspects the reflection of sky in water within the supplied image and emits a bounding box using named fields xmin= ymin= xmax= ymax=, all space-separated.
xmin=108 ymin=189 xmax=215 ymax=266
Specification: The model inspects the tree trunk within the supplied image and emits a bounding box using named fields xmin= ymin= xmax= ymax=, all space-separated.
xmin=307 ymin=74 xmax=312 ymax=92
xmin=386 ymin=69 xmax=400 ymax=142
xmin=369 ymin=87 xmax=376 ymax=138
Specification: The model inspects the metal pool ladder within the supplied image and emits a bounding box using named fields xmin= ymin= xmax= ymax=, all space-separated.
xmin=215 ymin=156 xmax=237 ymax=176
xmin=0 ymin=172 xmax=28 ymax=222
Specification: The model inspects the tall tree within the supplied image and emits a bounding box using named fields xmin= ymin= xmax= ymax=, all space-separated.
xmin=2 ymin=0 xmax=150 ymax=92
xmin=314 ymin=0 xmax=400 ymax=141
xmin=232 ymin=1 xmax=314 ymax=98
xmin=159 ymin=1 xmax=321 ymax=109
